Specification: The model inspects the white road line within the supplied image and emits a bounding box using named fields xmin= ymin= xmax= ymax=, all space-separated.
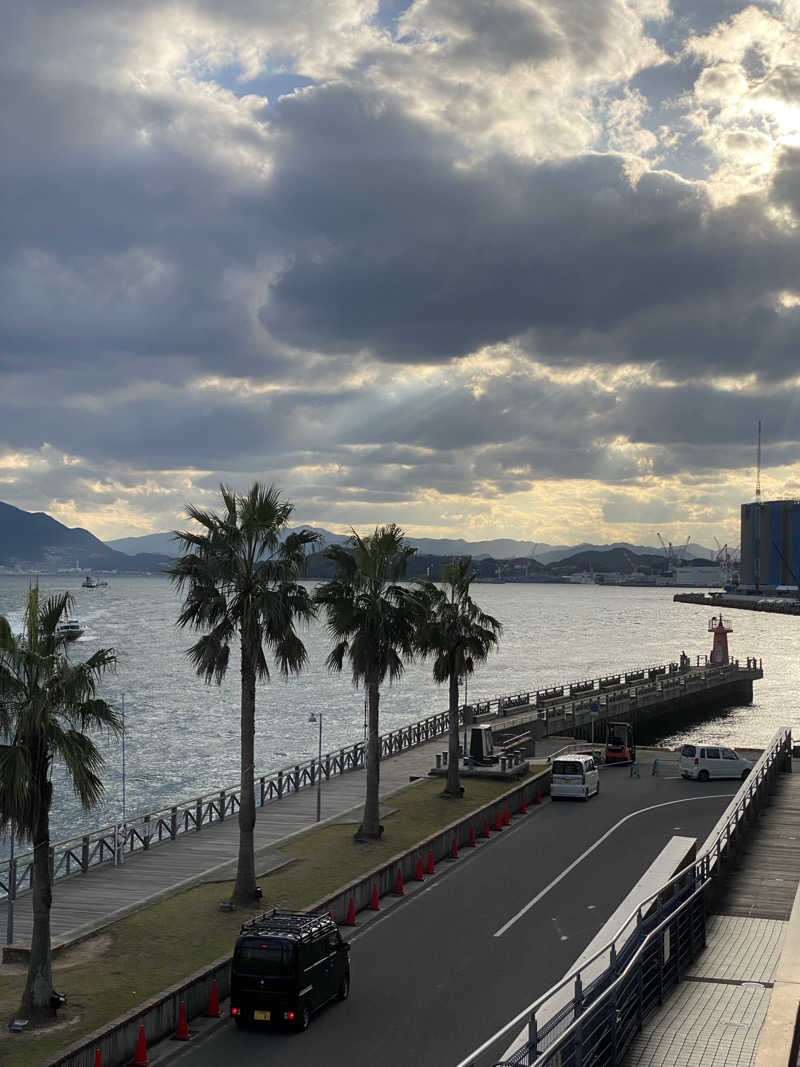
xmin=492 ymin=794 xmax=733 ymax=938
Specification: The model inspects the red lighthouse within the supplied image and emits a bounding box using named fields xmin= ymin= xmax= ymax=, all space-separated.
xmin=708 ymin=615 xmax=732 ymax=665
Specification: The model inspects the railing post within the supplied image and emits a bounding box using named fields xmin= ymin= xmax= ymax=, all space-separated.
xmin=219 ymin=791 xmax=226 ymax=820
xmin=82 ymin=835 xmax=90 ymax=872
xmin=528 ymin=1011 xmax=538 ymax=1054
xmin=573 ymin=973 xmax=584 ymax=1067
xmin=325 ymin=755 xmax=331 ymax=780
xmin=170 ymin=806 xmax=177 ymax=840
xmin=277 ymin=770 xmax=283 ymax=798
xmin=260 ymin=776 xmax=266 ymax=806
xmin=144 ymin=814 xmax=151 ymax=850
xmin=294 ymin=765 xmax=300 ymax=792
xmin=196 ymin=797 xmax=202 ymax=829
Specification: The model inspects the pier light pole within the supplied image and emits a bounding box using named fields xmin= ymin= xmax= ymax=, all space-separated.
xmin=116 ymin=692 xmax=127 ymax=867
xmin=6 ymin=826 xmax=15 ymax=945
xmin=309 ymin=712 xmax=323 ymax=822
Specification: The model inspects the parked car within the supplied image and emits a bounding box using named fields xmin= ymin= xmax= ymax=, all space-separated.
xmin=551 ymin=753 xmax=600 ymax=800
xmin=679 ymin=743 xmax=752 ymax=782
xmin=230 ymin=911 xmax=350 ymax=1031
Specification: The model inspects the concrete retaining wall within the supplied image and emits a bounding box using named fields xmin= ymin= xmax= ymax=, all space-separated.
xmin=43 ymin=767 xmax=551 ymax=1067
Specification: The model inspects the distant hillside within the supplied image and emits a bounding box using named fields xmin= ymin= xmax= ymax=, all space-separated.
xmin=108 ymin=527 xmax=566 ymax=560
xmin=108 ymin=527 xmax=717 ymax=569
xmin=0 ymin=501 xmax=172 ymax=573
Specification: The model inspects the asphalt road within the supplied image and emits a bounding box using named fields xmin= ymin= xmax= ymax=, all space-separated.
xmin=172 ymin=769 xmax=737 ymax=1067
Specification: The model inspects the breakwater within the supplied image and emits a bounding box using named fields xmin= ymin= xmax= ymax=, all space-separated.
xmin=675 ymin=591 xmax=800 ymax=615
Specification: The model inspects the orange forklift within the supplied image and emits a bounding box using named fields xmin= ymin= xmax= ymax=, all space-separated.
xmin=604 ymin=721 xmax=635 ymax=765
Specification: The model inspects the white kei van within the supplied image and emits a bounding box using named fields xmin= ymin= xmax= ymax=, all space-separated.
xmin=551 ymin=754 xmax=600 ymax=800
xmin=679 ymin=743 xmax=752 ymax=782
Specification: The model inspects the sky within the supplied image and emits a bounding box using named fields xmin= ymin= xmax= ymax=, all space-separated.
xmin=2 ymin=0 xmax=800 ymax=548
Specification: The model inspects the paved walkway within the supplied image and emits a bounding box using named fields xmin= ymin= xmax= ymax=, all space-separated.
xmin=624 ymin=770 xmax=800 ymax=1066
xmin=0 ymin=728 xmax=557 ymax=956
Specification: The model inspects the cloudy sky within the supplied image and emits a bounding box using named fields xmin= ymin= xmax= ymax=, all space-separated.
xmin=2 ymin=0 xmax=800 ymax=548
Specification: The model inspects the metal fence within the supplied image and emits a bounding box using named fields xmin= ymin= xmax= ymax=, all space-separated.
xmin=0 ymin=658 xmax=763 ymax=906
xmin=455 ymin=725 xmax=791 ymax=1067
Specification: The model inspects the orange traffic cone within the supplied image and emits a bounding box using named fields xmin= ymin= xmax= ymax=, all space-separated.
xmin=495 ymin=809 xmax=503 ymax=831
xmin=521 ymin=793 xmax=528 ymax=814
xmin=503 ymin=805 xmax=511 ymax=826
xmin=394 ymin=868 xmax=405 ymax=895
xmin=204 ymin=978 xmax=221 ymax=1018
xmin=468 ymin=826 xmax=476 ymax=847
xmin=482 ymin=816 xmax=490 ymax=838
xmin=93 ymin=1051 xmax=102 ymax=1067
xmin=130 ymin=1025 xmax=148 ymax=1066
xmin=345 ymin=896 xmax=357 ymax=926
xmin=173 ymin=1000 xmax=190 ymax=1041
xmin=369 ymin=882 xmax=380 ymax=910
xmin=427 ymin=849 xmax=435 ymax=875
xmin=450 ymin=836 xmax=458 ymax=859
xmin=415 ymin=857 xmax=424 ymax=881
xmin=535 ymin=785 xmax=542 ymax=804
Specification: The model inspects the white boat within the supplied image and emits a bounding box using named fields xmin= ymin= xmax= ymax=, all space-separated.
xmin=82 ymin=574 xmax=108 ymax=588
xmin=56 ymin=619 xmax=85 ymax=641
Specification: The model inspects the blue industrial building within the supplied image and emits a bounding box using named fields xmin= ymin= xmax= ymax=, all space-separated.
xmin=740 ymin=499 xmax=800 ymax=589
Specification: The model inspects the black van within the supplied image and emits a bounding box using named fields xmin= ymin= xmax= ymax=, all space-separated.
xmin=230 ymin=911 xmax=350 ymax=1031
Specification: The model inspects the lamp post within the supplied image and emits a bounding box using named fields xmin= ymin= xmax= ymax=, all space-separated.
xmin=116 ymin=692 xmax=127 ymax=867
xmin=6 ymin=827 xmax=15 ymax=945
xmin=308 ymin=712 xmax=323 ymax=822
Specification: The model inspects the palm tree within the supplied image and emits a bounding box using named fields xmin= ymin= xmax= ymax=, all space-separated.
xmin=315 ymin=524 xmax=417 ymax=841
xmin=169 ymin=483 xmax=318 ymax=906
xmin=413 ymin=557 xmax=502 ymax=797
xmin=0 ymin=585 xmax=118 ymax=1024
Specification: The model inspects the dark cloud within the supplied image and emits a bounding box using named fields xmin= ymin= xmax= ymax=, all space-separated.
xmin=257 ymin=84 xmax=800 ymax=379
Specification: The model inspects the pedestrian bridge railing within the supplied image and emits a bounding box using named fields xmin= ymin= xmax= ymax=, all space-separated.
xmin=0 ymin=658 xmax=763 ymax=906
xmin=456 ymin=726 xmax=792 ymax=1067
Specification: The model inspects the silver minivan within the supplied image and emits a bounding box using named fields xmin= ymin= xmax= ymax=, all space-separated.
xmin=551 ymin=754 xmax=600 ymax=800
xmin=679 ymin=742 xmax=752 ymax=782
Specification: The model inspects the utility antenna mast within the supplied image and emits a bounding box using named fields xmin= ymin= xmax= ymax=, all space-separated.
xmin=754 ymin=420 xmax=762 ymax=593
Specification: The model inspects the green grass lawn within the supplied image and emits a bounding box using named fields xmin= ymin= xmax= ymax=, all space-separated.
xmin=0 ymin=771 xmax=542 ymax=1066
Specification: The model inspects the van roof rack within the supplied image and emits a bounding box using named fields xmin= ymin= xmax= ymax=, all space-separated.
xmin=238 ymin=909 xmax=336 ymax=941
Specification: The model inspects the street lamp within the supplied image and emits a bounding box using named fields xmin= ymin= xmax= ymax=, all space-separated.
xmin=308 ymin=712 xmax=323 ymax=822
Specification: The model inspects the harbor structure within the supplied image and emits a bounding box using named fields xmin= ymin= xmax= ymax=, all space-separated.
xmin=740 ymin=498 xmax=800 ymax=590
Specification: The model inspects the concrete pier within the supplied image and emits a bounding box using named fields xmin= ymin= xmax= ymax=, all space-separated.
xmin=483 ymin=659 xmax=763 ymax=748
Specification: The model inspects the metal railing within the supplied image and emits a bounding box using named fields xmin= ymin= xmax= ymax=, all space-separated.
xmin=456 ymin=726 xmax=791 ymax=1067
xmin=0 ymin=658 xmax=764 ymax=905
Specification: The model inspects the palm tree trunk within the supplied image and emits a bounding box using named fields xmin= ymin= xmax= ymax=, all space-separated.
xmin=20 ymin=779 xmax=54 ymax=1022
xmin=356 ymin=679 xmax=382 ymax=840
xmin=444 ymin=670 xmax=462 ymax=797
xmin=233 ymin=636 xmax=257 ymax=906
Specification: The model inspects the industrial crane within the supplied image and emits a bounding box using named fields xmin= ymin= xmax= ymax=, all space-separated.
xmin=656 ymin=531 xmax=673 ymax=571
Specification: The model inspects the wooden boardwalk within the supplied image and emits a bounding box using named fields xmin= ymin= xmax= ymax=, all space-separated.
xmin=0 ymin=731 xmax=542 ymax=954
xmin=717 ymin=771 xmax=800 ymax=921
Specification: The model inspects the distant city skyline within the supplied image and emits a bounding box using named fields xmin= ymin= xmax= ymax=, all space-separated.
xmin=2 ymin=2 xmax=798 ymax=546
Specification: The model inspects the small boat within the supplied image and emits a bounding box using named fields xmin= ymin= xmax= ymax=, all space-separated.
xmin=56 ymin=619 xmax=85 ymax=641
xmin=82 ymin=574 xmax=108 ymax=588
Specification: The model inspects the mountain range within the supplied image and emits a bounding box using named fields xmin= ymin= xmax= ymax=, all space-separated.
xmin=106 ymin=528 xmax=717 ymax=563
xmin=0 ymin=501 xmax=172 ymax=573
xmin=0 ymin=500 xmax=719 ymax=574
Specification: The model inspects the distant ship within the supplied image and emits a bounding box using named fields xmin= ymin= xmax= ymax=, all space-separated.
xmin=56 ymin=619 xmax=85 ymax=641
xmin=82 ymin=574 xmax=108 ymax=588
